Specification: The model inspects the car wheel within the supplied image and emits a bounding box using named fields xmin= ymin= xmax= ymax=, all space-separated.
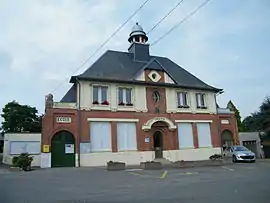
xmin=232 ymin=155 xmax=237 ymax=163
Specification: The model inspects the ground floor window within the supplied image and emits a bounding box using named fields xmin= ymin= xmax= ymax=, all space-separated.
xmin=90 ymin=122 xmax=112 ymax=152
xmin=197 ymin=123 xmax=212 ymax=147
xmin=177 ymin=123 xmax=194 ymax=149
xmin=116 ymin=122 xmax=137 ymax=151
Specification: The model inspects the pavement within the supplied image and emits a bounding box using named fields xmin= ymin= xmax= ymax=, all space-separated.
xmin=0 ymin=161 xmax=270 ymax=203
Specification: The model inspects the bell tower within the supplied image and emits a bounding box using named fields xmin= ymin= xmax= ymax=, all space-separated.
xmin=128 ymin=22 xmax=150 ymax=62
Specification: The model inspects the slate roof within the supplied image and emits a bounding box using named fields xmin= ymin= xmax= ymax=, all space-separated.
xmin=62 ymin=50 xmax=221 ymax=102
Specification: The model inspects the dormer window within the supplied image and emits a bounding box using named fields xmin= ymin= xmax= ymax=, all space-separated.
xmin=196 ymin=93 xmax=207 ymax=109
xmin=118 ymin=87 xmax=133 ymax=106
xmin=177 ymin=92 xmax=189 ymax=108
xmin=92 ymin=85 xmax=109 ymax=105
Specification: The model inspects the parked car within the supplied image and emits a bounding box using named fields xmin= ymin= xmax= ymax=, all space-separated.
xmin=223 ymin=145 xmax=256 ymax=163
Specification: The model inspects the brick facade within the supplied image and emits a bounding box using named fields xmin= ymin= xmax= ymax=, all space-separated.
xmin=42 ymin=108 xmax=238 ymax=153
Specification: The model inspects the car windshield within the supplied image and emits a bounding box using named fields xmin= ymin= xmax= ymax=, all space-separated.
xmin=233 ymin=146 xmax=249 ymax=151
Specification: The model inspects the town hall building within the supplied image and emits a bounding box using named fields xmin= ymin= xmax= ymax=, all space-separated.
xmin=42 ymin=23 xmax=238 ymax=168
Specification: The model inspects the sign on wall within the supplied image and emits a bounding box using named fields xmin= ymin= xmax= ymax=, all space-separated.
xmin=65 ymin=144 xmax=74 ymax=154
xmin=56 ymin=117 xmax=72 ymax=123
xmin=43 ymin=145 xmax=50 ymax=153
xmin=145 ymin=138 xmax=150 ymax=143
xmin=221 ymin=120 xmax=230 ymax=124
xmin=80 ymin=143 xmax=91 ymax=154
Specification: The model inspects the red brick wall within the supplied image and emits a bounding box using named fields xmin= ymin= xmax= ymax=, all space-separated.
xmin=146 ymin=87 xmax=166 ymax=114
xmin=42 ymin=108 xmax=238 ymax=153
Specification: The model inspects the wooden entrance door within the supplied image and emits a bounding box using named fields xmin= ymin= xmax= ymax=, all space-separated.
xmin=51 ymin=131 xmax=75 ymax=167
xmin=153 ymin=131 xmax=163 ymax=159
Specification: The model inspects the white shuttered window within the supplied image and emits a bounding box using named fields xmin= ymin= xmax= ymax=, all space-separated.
xmin=117 ymin=122 xmax=137 ymax=151
xmin=197 ymin=123 xmax=212 ymax=147
xmin=90 ymin=122 xmax=112 ymax=152
xmin=177 ymin=123 xmax=194 ymax=149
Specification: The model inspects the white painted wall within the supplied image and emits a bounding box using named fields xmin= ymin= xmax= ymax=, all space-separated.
xmin=79 ymin=147 xmax=221 ymax=167
xmin=166 ymin=88 xmax=217 ymax=114
xmin=79 ymin=81 xmax=147 ymax=112
xmin=2 ymin=133 xmax=41 ymax=167
xmin=163 ymin=148 xmax=221 ymax=162
xmin=78 ymin=81 xmax=217 ymax=114
xmin=80 ymin=151 xmax=155 ymax=167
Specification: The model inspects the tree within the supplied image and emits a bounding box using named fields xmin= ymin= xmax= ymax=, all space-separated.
xmin=242 ymin=97 xmax=270 ymax=135
xmin=227 ymin=100 xmax=243 ymax=132
xmin=1 ymin=101 xmax=42 ymax=133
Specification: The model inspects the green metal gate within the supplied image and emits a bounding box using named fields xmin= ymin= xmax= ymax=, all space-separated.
xmin=51 ymin=131 xmax=75 ymax=167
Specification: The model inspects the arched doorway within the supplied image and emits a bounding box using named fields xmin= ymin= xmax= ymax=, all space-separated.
xmin=221 ymin=130 xmax=234 ymax=149
xmin=51 ymin=131 xmax=75 ymax=167
xmin=153 ymin=131 xmax=163 ymax=159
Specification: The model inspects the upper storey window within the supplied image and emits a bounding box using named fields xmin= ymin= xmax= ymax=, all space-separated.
xmin=118 ymin=87 xmax=133 ymax=106
xmin=92 ymin=85 xmax=109 ymax=105
xmin=177 ymin=92 xmax=189 ymax=108
xmin=196 ymin=93 xmax=207 ymax=109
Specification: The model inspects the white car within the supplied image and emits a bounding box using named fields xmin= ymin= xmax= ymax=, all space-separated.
xmin=223 ymin=145 xmax=256 ymax=163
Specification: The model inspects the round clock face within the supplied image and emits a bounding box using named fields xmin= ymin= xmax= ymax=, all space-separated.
xmin=152 ymin=90 xmax=160 ymax=103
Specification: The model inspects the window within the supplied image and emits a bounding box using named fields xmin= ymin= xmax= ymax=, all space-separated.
xmin=117 ymin=122 xmax=137 ymax=151
xmin=92 ymin=85 xmax=109 ymax=105
xmin=196 ymin=93 xmax=206 ymax=108
xmin=118 ymin=87 xmax=133 ymax=106
xmin=197 ymin=123 xmax=212 ymax=147
xmin=90 ymin=122 xmax=112 ymax=152
xmin=177 ymin=92 xmax=189 ymax=108
xmin=177 ymin=123 xmax=194 ymax=149
xmin=152 ymin=90 xmax=160 ymax=103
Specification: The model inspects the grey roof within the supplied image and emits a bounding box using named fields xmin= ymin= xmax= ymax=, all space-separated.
xmin=63 ymin=50 xmax=221 ymax=102
xmin=60 ymin=84 xmax=76 ymax=102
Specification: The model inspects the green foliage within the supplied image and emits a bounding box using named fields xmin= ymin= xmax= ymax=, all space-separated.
xmin=1 ymin=101 xmax=42 ymax=133
xmin=227 ymin=100 xmax=243 ymax=132
xmin=242 ymin=97 xmax=270 ymax=135
xmin=12 ymin=153 xmax=33 ymax=171
xmin=12 ymin=156 xmax=19 ymax=167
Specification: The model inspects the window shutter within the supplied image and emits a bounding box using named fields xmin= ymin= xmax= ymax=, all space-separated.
xmin=90 ymin=122 xmax=112 ymax=152
xmin=197 ymin=123 xmax=212 ymax=147
xmin=177 ymin=123 xmax=194 ymax=148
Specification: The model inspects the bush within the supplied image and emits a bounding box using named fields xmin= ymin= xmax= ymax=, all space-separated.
xmin=12 ymin=156 xmax=19 ymax=167
xmin=12 ymin=153 xmax=33 ymax=171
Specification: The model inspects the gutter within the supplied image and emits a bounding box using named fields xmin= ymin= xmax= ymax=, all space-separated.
xmin=76 ymin=78 xmax=81 ymax=167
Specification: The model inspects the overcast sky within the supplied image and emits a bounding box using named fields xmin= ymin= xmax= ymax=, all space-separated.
xmin=0 ymin=0 xmax=269 ymax=120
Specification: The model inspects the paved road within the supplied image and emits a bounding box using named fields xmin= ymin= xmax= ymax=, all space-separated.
xmin=0 ymin=161 xmax=270 ymax=203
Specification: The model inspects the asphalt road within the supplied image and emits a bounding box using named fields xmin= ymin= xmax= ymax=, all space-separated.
xmin=0 ymin=161 xmax=270 ymax=203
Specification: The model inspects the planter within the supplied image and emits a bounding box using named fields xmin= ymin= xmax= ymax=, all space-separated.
xmin=140 ymin=161 xmax=161 ymax=170
xmin=172 ymin=161 xmax=195 ymax=168
xmin=107 ymin=162 xmax=125 ymax=171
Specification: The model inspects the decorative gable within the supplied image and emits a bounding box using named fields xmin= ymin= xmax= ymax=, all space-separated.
xmin=133 ymin=58 xmax=176 ymax=84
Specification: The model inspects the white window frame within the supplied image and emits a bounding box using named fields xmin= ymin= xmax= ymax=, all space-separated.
xmin=92 ymin=85 xmax=109 ymax=105
xmin=196 ymin=93 xmax=207 ymax=109
xmin=177 ymin=91 xmax=189 ymax=108
xmin=117 ymin=86 xmax=134 ymax=106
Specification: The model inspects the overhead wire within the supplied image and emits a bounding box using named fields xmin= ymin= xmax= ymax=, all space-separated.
xmin=151 ymin=0 xmax=213 ymax=47
xmin=50 ymin=0 xmax=151 ymax=94
xmin=146 ymin=0 xmax=185 ymax=35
